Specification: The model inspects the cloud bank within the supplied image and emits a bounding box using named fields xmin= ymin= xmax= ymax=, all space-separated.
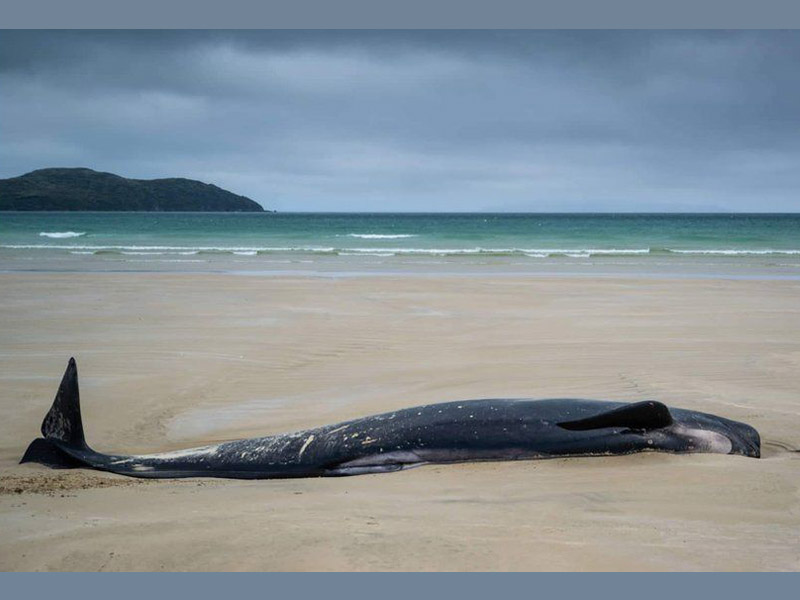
xmin=2 ymin=30 xmax=799 ymax=211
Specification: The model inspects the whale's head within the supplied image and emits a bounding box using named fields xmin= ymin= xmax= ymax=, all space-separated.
xmin=555 ymin=400 xmax=761 ymax=458
xmin=668 ymin=409 xmax=761 ymax=458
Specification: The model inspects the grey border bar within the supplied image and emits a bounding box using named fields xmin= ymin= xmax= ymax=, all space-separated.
xmin=0 ymin=573 xmax=787 ymax=597
xmin=3 ymin=0 xmax=800 ymax=29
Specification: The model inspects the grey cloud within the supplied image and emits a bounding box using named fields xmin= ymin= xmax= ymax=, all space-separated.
xmin=1 ymin=30 xmax=800 ymax=211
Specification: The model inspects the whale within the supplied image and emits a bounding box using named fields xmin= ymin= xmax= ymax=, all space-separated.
xmin=21 ymin=358 xmax=761 ymax=479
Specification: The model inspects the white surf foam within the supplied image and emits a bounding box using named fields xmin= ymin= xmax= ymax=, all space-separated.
xmin=13 ymin=244 xmax=797 ymax=259
xmin=2 ymin=243 xmax=650 ymax=256
xmin=345 ymin=233 xmax=417 ymax=239
xmin=338 ymin=251 xmax=396 ymax=257
xmin=335 ymin=247 xmax=652 ymax=257
xmin=39 ymin=231 xmax=86 ymax=239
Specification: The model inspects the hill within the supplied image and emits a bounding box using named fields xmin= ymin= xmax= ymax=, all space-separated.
xmin=0 ymin=168 xmax=265 ymax=212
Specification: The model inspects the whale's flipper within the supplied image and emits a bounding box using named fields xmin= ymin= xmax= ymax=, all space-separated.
xmin=557 ymin=400 xmax=673 ymax=432
xmin=20 ymin=358 xmax=90 ymax=467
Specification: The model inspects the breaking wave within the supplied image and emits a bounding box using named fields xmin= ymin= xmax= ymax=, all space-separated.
xmin=345 ymin=233 xmax=418 ymax=239
xmin=2 ymin=244 xmax=651 ymax=256
xmin=39 ymin=231 xmax=86 ymax=239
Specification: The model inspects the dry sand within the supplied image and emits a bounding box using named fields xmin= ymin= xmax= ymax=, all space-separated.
xmin=0 ymin=273 xmax=799 ymax=571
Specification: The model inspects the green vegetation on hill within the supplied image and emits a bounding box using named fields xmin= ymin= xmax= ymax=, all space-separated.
xmin=0 ymin=168 xmax=266 ymax=212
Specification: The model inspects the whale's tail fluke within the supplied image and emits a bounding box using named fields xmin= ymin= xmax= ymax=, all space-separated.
xmin=20 ymin=358 xmax=89 ymax=468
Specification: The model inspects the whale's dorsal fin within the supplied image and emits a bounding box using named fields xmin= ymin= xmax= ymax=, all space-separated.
xmin=557 ymin=401 xmax=673 ymax=431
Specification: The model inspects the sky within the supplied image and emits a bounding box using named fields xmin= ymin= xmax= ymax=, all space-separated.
xmin=1 ymin=30 xmax=800 ymax=212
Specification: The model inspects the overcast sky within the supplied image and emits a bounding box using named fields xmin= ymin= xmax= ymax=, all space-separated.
xmin=2 ymin=30 xmax=799 ymax=212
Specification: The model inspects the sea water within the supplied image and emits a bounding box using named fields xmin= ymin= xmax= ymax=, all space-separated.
xmin=1 ymin=212 xmax=799 ymax=278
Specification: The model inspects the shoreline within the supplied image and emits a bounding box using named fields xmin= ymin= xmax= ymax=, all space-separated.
xmin=3 ymin=267 xmax=800 ymax=281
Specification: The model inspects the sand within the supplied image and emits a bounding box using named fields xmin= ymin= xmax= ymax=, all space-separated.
xmin=0 ymin=273 xmax=799 ymax=571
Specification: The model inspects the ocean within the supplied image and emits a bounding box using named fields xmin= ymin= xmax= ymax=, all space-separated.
xmin=1 ymin=212 xmax=799 ymax=278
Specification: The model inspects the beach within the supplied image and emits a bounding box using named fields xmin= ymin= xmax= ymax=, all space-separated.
xmin=1 ymin=271 xmax=799 ymax=571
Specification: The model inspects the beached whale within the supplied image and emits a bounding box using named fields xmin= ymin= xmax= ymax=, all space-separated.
xmin=21 ymin=358 xmax=760 ymax=479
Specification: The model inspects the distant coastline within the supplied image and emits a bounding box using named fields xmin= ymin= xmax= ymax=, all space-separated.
xmin=0 ymin=168 xmax=267 ymax=212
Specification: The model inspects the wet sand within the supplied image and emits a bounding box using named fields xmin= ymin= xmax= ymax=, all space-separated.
xmin=1 ymin=273 xmax=799 ymax=570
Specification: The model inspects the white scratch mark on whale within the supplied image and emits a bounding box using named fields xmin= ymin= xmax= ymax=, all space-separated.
xmin=298 ymin=434 xmax=315 ymax=458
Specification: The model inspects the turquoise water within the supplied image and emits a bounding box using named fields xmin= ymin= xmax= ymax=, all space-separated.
xmin=1 ymin=212 xmax=799 ymax=277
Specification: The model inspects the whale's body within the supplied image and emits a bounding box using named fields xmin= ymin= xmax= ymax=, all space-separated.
xmin=22 ymin=359 xmax=761 ymax=479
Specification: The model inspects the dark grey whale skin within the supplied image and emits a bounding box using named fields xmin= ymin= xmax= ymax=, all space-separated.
xmin=21 ymin=359 xmax=761 ymax=480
